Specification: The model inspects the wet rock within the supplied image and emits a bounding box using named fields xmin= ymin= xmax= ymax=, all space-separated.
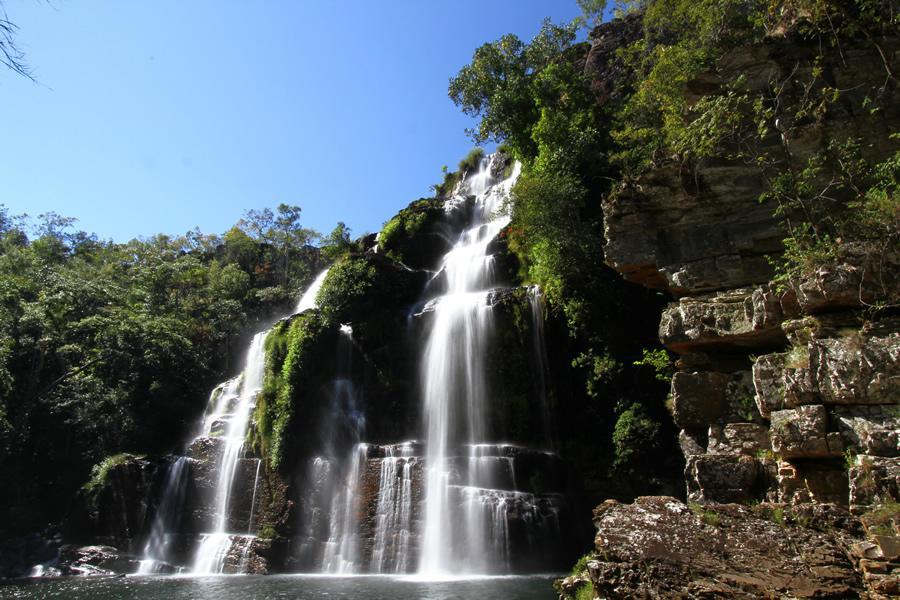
xmin=378 ymin=197 xmax=453 ymax=271
xmin=588 ymin=496 xmax=860 ymax=599
xmin=85 ymin=455 xmax=169 ymax=552
xmin=58 ymin=545 xmax=142 ymax=576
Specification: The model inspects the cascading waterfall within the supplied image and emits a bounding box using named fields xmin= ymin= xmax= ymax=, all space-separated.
xmin=527 ymin=285 xmax=555 ymax=449
xmin=192 ymin=330 xmax=268 ymax=575
xmin=133 ymin=157 xmax=570 ymax=577
xmin=135 ymin=270 xmax=329 ymax=575
xmin=419 ymin=154 xmax=522 ymax=576
xmin=137 ymin=457 xmax=191 ymax=574
xmin=191 ymin=271 xmax=330 ymax=574
xmin=370 ymin=442 xmax=419 ymax=573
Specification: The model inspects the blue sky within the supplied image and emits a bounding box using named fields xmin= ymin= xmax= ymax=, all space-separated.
xmin=0 ymin=1 xmax=585 ymax=242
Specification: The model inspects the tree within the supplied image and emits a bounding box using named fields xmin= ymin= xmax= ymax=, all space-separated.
xmin=0 ymin=0 xmax=33 ymax=80
xmin=320 ymin=221 xmax=353 ymax=261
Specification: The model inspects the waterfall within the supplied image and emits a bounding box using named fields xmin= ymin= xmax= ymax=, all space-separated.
xmin=321 ymin=443 xmax=366 ymax=573
xmin=130 ymin=270 xmax=329 ymax=575
xmin=296 ymin=269 xmax=330 ymax=313
xmin=418 ymin=154 xmax=522 ymax=576
xmin=137 ymin=457 xmax=191 ymax=574
xmin=527 ymin=286 xmax=555 ymax=449
xmin=191 ymin=330 xmax=268 ymax=575
xmin=188 ymin=269 xmax=330 ymax=574
xmin=370 ymin=442 xmax=419 ymax=573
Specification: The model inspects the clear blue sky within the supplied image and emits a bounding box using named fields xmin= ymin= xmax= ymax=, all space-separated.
xmin=0 ymin=0 xmax=585 ymax=242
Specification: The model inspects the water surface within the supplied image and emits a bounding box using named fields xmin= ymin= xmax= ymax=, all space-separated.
xmin=2 ymin=574 xmax=557 ymax=599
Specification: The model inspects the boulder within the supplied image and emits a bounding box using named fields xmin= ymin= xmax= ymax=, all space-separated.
xmin=707 ymin=423 xmax=770 ymax=456
xmin=684 ymin=454 xmax=766 ymax=503
xmin=849 ymin=456 xmax=900 ymax=512
xmin=670 ymin=371 xmax=729 ymax=429
xmin=770 ymin=405 xmax=843 ymax=459
xmin=834 ymin=406 xmax=900 ymax=457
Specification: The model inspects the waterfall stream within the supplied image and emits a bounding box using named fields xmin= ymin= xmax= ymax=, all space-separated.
xmin=135 ymin=154 xmax=568 ymax=577
xmin=138 ymin=270 xmax=329 ymax=575
xmin=419 ymin=155 xmax=522 ymax=576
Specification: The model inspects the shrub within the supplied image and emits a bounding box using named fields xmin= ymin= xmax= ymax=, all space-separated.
xmin=612 ymin=404 xmax=662 ymax=473
xmin=82 ymin=453 xmax=144 ymax=502
xmin=458 ymin=147 xmax=485 ymax=173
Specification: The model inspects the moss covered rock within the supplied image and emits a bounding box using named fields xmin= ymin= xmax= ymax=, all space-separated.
xmin=378 ymin=198 xmax=451 ymax=270
xmin=315 ymin=253 xmax=428 ymax=325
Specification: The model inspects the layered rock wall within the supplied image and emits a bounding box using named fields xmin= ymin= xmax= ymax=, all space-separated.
xmin=593 ymin=23 xmax=900 ymax=599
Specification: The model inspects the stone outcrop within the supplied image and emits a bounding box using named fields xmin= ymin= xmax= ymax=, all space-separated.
xmin=587 ymin=496 xmax=862 ymax=599
xmin=593 ymin=18 xmax=900 ymax=599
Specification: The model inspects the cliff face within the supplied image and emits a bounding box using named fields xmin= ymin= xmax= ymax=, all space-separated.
xmin=581 ymin=18 xmax=900 ymax=600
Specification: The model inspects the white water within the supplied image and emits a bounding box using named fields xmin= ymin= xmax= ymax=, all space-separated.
xmin=187 ymin=269 xmax=331 ymax=574
xmin=419 ymin=155 xmax=521 ymax=576
xmin=191 ymin=330 xmax=268 ymax=574
xmin=370 ymin=442 xmax=419 ymax=574
xmin=297 ymin=269 xmax=330 ymax=313
xmin=321 ymin=443 xmax=366 ymax=573
xmin=137 ymin=457 xmax=191 ymax=574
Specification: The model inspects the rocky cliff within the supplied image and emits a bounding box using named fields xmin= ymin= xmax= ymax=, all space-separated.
xmin=568 ymin=14 xmax=900 ymax=600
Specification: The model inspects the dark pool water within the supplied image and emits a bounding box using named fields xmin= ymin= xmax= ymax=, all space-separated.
xmin=1 ymin=574 xmax=558 ymax=599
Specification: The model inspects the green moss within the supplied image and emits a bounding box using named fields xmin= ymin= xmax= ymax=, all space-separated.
xmin=252 ymin=312 xmax=328 ymax=471
xmin=570 ymin=551 xmax=595 ymax=576
xmin=433 ymin=170 xmax=462 ymax=198
xmin=378 ymin=197 xmax=445 ymax=267
xmin=688 ymin=501 xmax=721 ymax=527
xmin=258 ymin=524 xmax=278 ymax=540
xmin=316 ymin=256 xmax=379 ymax=325
xmin=82 ymin=452 xmax=144 ymax=502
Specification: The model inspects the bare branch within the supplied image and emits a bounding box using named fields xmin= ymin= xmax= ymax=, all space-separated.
xmin=0 ymin=1 xmax=35 ymax=81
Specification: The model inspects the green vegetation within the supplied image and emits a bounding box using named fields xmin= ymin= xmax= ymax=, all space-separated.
xmin=82 ymin=453 xmax=144 ymax=503
xmin=448 ymin=0 xmax=898 ymax=484
xmin=634 ymin=348 xmax=674 ymax=383
xmin=458 ymin=147 xmax=485 ymax=172
xmin=316 ymin=256 xmax=379 ymax=324
xmin=689 ymin=501 xmax=721 ymax=527
xmin=378 ymin=197 xmax=445 ymax=267
xmin=253 ymin=311 xmax=328 ymax=471
xmin=0 ymin=203 xmax=323 ymax=528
